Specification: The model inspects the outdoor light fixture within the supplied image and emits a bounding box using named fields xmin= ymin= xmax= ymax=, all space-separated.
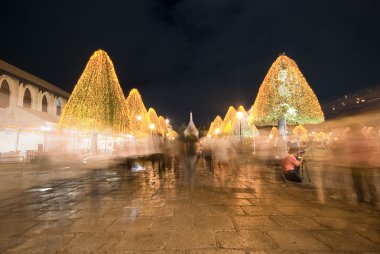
xmin=237 ymin=111 xmax=244 ymax=140
xmin=149 ymin=123 xmax=155 ymax=136
xmin=136 ymin=115 xmax=142 ymax=121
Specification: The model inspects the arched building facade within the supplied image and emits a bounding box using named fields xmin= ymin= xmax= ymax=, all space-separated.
xmin=0 ymin=59 xmax=70 ymax=156
xmin=0 ymin=59 xmax=69 ymax=117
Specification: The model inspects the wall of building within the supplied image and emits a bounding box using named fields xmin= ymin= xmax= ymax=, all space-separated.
xmin=0 ymin=74 xmax=67 ymax=116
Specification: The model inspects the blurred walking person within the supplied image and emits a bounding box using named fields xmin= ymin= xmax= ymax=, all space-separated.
xmin=346 ymin=123 xmax=378 ymax=206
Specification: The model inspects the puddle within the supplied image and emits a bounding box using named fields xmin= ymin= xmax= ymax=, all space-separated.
xmin=26 ymin=187 xmax=52 ymax=192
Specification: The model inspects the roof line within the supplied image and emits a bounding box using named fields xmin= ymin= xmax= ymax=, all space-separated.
xmin=0 ymin=59 xmax=70 ymax=98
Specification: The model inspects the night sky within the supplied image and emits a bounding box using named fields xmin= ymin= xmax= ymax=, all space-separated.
xmin=1 ymin=0 xmax=379 ymax=128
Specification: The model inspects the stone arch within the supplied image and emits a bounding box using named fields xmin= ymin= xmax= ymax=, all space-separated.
xmin=41 ymin=94 xmax=48 ymax=112
xmin=20 ymin=84 xmax=37 ymax=110
xmin=0 ymin=79 xmax=10 ymax=108
xmin=23 ymin=87 xmax=32 ymax=108
xmin=39 ymin=91 xmax=53 ymax=113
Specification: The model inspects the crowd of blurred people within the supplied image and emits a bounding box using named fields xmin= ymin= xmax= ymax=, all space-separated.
xmin=111 ymin=119 xmax=379 ymax=207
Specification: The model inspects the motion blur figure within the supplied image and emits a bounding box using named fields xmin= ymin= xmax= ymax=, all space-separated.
xmin=346 ymin=123 xmax=378 ymax=206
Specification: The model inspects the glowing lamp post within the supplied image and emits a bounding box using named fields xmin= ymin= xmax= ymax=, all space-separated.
xmin=214 ymin=128 xmax=220 ymax=138
xmin=237 ymin=111 xmax=244 ymax=140
xmin=149 ymin=123 xmax=155 ymax=136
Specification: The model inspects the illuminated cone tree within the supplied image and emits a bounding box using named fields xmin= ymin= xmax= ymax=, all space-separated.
xmin=270 ymin=127 xmax=279 ymax=140
xmin=59 ymin=49 xmax=127 ymax=133
xmin=293 ymin=124 xmax=309 ymax=143
xmin=125 ymin=88 xmax=150 ymax=137
xmin=147 ymin=108 xmax=163 ymax=135
xmin=221 ymin=106 xmax=237 ymax=135
xmin=159 ymin=116 xmax=168 ymax=135
xmin=237 ymin=105 xmax=254 ymax=138
xmin=207 ymin=115 xmax=223 ymax=137
xmin=250 ymin=54 xmax=324 ymax=135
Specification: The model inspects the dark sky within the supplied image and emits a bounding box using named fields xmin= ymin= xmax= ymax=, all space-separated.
xmin=1 ymin=0 xmax=379 ymax=128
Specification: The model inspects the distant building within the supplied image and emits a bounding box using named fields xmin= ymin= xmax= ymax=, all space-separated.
xmin=0 ymin=59 xmax=69 ymax=115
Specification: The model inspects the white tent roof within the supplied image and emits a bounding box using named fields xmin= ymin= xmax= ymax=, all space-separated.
xmin=0 ymin=105 xmax=59 ymax=130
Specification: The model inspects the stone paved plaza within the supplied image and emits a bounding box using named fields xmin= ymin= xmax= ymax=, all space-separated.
xmin=0 ymin=155 xmax=379 ymax=253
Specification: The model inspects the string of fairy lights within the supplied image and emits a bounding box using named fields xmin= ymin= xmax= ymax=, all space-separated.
xmin=207 ymin=54 xmax=324 ymax=138
xmin=58 ymin=49 xmax=175 ymax=138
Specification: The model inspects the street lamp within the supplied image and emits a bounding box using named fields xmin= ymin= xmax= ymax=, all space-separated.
xmin=149 ymin=123 xmax=155 ymax=136
xmin=136 ymin=115 xmax=142 ymax=121
xmin=236 ymin=111 xmax=244 ymax=140
xmin=214 ymin=128 xmax=220 ymax=138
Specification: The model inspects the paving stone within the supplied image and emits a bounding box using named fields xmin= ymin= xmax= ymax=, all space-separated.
xmin=151 ymin=215 xmax=191 ymax=230
xmin=166 ymin=230 xmax=217 ymax=250
xmin=312 ymin=231 xmax=380 ymax=251
xmin=68 ymin=218 xmax=115 ymax=232
xmin=268 ymin=230 xmax=331 ymax=251
xmin=276 ymin=206 xmax=319 ymax=216
xmin=116 ymin=231 xmax=169 ymax=251
xmin=108 ymin=217 xmax=153 ymax=231
xmin=242 ymin=206 xmax=284 ymax=216
xmin=191 ymin=249 xmax=246 ymax=254
xmin=191 ymin=215 xmax=235 ymax=230
xmin=215 ymin=230 xmax=278 ymax=250
xmin=270 ymin=216 xmax=326 ymax=230
xmin=233 ymin=216 xmax=282 ymax=231
xmin=175 ymin=205 xmax=211 ymax=215
xmin=209 ymin=205 xmax=245 ymax=215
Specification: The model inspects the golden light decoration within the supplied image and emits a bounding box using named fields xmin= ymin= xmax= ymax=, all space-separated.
xmin=166 ymin=129 xmax=178 ymax=140
xmin=147 ymin=108 xmax=163 ymax=136
xmin=159 ymin=116 xmax=168 ymax=134
xmin=270 ymin=127 xmax=279 ymax=139
xmin=250 ymin=54 xmax=324 ymax=126
xmin=58 ymin=49 xmax=128 ymax=133
xmin=220 ymin=106 xmax=237 ymax=135
xmin=125 ymin=88 xmax=150 ymax=137
xmin=207 ymin=115 xmax=223 ymax=137
xmin=314 ymin=131 xmax=327 ymax=142
xmin=237 ymin=105 xmax=247 ymax=117
xmin=293 ymin=124 xmax=309 ymax=142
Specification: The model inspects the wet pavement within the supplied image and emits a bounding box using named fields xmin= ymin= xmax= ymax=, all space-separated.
xmin=0 ymin=156 xmax=379 ymax=253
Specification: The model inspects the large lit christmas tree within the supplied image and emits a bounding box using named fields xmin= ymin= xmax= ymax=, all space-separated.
xmin=158 ymin=116 xmax=168 ymax=135
xmin=250 ymin=54 xmax=324 ymax=131
xmin=125 ymin=88 xmax=150 ymax=137
xmin=207 ymin=115 xmax=223 ymax=137
xmin=59 ymin=49 xmax=127 ymax=133
xmin=221 ymin=106 xmax=237 ymax=135
xmin=147 ymin=108 xmax=163 ymax=135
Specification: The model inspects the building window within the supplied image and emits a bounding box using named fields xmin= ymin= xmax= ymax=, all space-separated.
xmin=56 ymin=99 xmax=61 ymax=116
xmin=23 ymin=88 xmax=32 ymax=108
xmin=42 ymin=95 xmax=48 ymax=112
xmin=0 ymin=80 xmax=10 ymax=108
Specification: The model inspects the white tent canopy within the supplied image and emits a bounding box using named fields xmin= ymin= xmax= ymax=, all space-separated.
xmin=0 ymin=105 xmax=59 ymax=153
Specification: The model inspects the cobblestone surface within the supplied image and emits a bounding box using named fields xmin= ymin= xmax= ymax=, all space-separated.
xmin=0 ymin=156 xmax=379 ymax=253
